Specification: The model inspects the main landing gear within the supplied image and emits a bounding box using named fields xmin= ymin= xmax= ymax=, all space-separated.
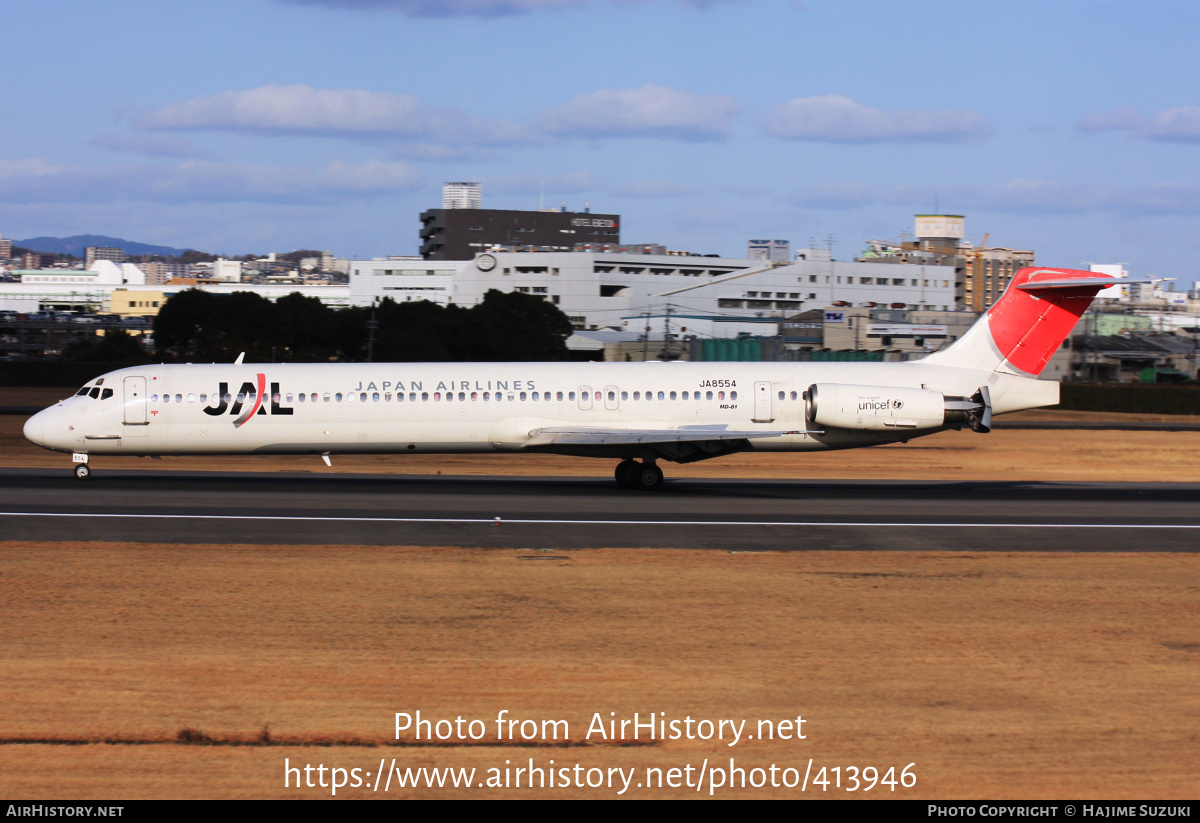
xmin=615 ymin=459 xmax=664 ymax=491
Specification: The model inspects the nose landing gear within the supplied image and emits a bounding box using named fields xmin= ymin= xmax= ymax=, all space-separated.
xmin=614 ymin=459 xmax=664 ymax=491
xmin=71 ymin=453 xmax=91 ymax=480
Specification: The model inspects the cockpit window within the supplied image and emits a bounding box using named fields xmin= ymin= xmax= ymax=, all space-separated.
xmin=76 ymin=387 xmax=90 ymax=396
xmin=101 ymin=388 xmax=113 ymax=400
xmin=88 ymin=387 xmax=101 ymax=399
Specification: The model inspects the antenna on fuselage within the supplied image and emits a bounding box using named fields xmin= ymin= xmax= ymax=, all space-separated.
xmin=234 ymin=352 xmax=245 ymax=365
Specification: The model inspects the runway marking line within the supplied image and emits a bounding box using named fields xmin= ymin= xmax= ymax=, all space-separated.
xmin=1 ymin=512 xmax=1199 ymax=529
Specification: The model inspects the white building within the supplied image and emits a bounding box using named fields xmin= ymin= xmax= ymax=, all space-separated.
xmin=350 ymin=248 xmax=958 ymax=339
xmin=211 ymin=258 xmax=242 ymax=283
xmin=443 ymin=182 xmax=482 ymax=210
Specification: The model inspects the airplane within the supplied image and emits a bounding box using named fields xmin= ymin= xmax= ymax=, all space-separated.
xmin=23 ymin=266 xmax=1125 ymax=490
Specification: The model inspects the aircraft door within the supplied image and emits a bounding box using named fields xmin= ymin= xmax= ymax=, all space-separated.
xmin=123 ymin=376 xmax=148 ymax=426
xmin=578 ymin=385 xmax=593 ymax=410
xmin=753 ymin=380 xmax=773 ymax=423
xmin=603 ymin=384 xmax=619 ymax=410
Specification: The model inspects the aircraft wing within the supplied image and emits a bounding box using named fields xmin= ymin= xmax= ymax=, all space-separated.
xmin=523 ymin=424 xmax=811 ymax=448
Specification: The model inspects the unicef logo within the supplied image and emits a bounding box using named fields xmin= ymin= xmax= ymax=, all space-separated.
xmin=892 ymin=399 xmax=903 ymax=410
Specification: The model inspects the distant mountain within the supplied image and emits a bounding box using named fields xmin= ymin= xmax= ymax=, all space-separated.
xmin=12 ymin=235 xmax=194 ymax=258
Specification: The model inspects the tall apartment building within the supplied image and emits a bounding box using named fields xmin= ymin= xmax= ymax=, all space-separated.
xmin=0 ymin=235 xmax=11 ymax=260
xmin=859 ymin=215 xmax=1033 ymax=310
xmin=85 ymin=246 xmax=125 ymax=267
xmin=442 ymin=182 xmax=482 ymax=210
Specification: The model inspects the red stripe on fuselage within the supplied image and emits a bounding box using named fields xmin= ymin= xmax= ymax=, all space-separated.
xmin=233 ymin=373 xmax=267 ymax=428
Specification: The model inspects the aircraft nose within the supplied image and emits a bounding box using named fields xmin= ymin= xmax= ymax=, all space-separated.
xmin=23 ymin=410 xmax=46 ymax=447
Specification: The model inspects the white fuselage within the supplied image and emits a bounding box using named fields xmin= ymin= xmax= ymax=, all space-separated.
xmin=24 ymin=358 xmax=1056 ymax=461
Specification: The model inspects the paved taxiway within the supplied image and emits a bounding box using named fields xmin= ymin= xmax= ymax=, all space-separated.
xmin=2 ymin=468 xmax=1198 ymax=551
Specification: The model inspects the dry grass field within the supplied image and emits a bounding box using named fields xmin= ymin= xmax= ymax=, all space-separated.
xmin=2 ymin=544 xmax=1198 ymax=799
xmin=2 ymin=387 xmax=1199 ymax=799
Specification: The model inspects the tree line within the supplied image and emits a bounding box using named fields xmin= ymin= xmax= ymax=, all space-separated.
xmin=143 ymin=288 xmax=575 ymax=363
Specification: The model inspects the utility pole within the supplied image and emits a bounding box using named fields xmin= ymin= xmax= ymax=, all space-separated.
xmin=366 ymin=297 xmax=379 ymax=363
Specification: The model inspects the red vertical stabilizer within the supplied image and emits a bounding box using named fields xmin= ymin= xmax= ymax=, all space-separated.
xmin=985 ymin=267 xmax=1119 ymax=376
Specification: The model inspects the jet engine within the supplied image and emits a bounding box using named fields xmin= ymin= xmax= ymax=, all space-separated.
xmin=805 ymin=383 xmax=946 ymax=431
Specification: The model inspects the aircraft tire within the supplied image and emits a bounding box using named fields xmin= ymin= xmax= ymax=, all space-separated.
xmin=634 ymin=463 xmax=664 ymax=491
xmin=615 ymin=460 xmax=639 ymax=489
xmin=74 ymin=463 xmax=91 ymax=481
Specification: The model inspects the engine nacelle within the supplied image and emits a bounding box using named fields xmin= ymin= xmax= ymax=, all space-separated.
xmin=806 ymin=383 xmax=946 ymax=431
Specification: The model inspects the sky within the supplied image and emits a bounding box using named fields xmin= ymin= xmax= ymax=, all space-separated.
xmin=4 ymin=0 xmax=1200 ymax=289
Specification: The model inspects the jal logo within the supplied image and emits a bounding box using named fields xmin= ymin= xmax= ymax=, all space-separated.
xmin=203 ymin=374 xmax=294 ymax=427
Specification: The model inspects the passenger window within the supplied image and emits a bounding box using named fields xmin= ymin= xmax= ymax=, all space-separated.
xmin=459 ymin=392 xmax=466 ymax=401
xmin=731 ymin=391 xmax=737 ymax=400
xmin=286 ymin=394 xmax=294 ymax=403
xmin=188 ymin=393 xmax=196 ymax=403
xmin=200 ymin=394 xmax=207 ymax=403
xmin=508 ymin=392 xmax=515 ymax=401
xmin=348 ymin=392 xmax=357 ymax=402
xmin=224 ymin=393 xmax=233 ymax=404
xmin=236 ymin=393 xmax=245 ymax=404
xmin=471 ymin=392 xmax=478 ymax=401
xmin=483 ymin=392 xmax=490 ymax=401
xmin=323 ymin=393 xmax=331 ymax=402
xmin=621 ymin=391 xmax=628 ymax=401
xmin=706 ymin=391 xmax=713 ymax=400
xmin=409 ymin=393 xmax=416 ymax=402
xmin=335 ymin=393 xmax=343 ymax=402
xmin=434 ymin=392 xmax=441 ymax=401
xmin=634 ymin=391 xmax=640 ymax=400
xmin=778 ymin=391 xmax=785 ymax=400
xmin=556 ymin=392 xmax=563 ymax=401
xmin=790 ymin=391 xmax=797 ymax=401
xmin=520 ymin=392 xmax=527 ymax=401
xmin=421 ymin=392 xmax=429 ymax=401
xmin=373 ymin=392 xmax=380 ymax=402
xmin=669 ymin=391 xmax=676 ymax=400
xmin=657 ymin=391 xmax=665 ymax=400
xmin=569 ymin=392 xmax=576 ymax=401
xmin=718 ymin=391 xmax=725 ymax=400
xmin=298 ymin=393 xmax=306 ymax=403
xmin=608 ymin=391 xmax=615 ymax=401
xmin=150 ymin=394 xmax=159 ymax=402
xmin=681 ymin=391 xmax=688 ymax=400
xmin=532 ymin=392 xmax=539 ymax=401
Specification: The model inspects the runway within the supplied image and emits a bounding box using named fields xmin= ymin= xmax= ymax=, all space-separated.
xmin=2 ymin=468 xmax=1198 ymax=551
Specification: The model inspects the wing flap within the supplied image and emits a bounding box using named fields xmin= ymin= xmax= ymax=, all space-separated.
xmin=523 ymin=425 xmax=811 ymax=448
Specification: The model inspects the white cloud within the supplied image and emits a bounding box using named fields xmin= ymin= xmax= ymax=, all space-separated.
xmin=536 ymin=85 xmax=740 ymax=140
xmin=477 ymin=170 xmax=599 ymax=197
xmin=133 ymin=84 xmax=538 ymax=147
xmin=615 ymin=178 xmax=697 ymax=197
xmin=0 ymin=158 xmax=424 ymax=205
xmin=1146 ymin=106 xmax=1200 ymax=142
xmin=1076 ymin=104 xmax=1200 ymax=143
xmin=1075 ymin=105 xmax=1145 ymax=133
xmin=766 ymin=95 xmax=990 ymax=143
xmin=785 ymin=178 xmax=1200 ymax=217
xmin=279 ymin=0 xmax=744 ymax=17
xmin=89 ymin=133 xmax=219 ymax=160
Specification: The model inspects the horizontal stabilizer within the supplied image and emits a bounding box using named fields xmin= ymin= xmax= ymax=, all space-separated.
xmin=1017 ymin=276 xmax=1151 ymax=291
